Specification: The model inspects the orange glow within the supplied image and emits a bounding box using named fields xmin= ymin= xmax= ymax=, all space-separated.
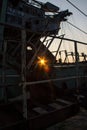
xmin=44 ymin=65 xmax=50 ymax=72
xmin=38 ymin=57 xmax=47 ymax=66
xmin=40 ymin=59 xmax=45 ymax=65
xmin=37 ymin=57 xmax=50 ymax=72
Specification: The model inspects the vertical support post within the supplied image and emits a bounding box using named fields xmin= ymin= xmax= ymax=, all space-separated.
xmin=0 ymin=0 xmax=8 ymax=50
xmin=74 ymin=41 xmax=79 ymax=63
xmin=21 ymin=26 xmax=27 ymax=119
xmin=74 ymin=41 xmax=79 ymax=100
xmin=2 ymin=40 xmax=8 ymax=102
xmin=55 ymin=35 xmax=65 ymax=58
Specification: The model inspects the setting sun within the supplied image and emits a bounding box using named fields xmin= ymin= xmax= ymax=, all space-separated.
xmin=38 ymin=57 xmax=47 ymax=66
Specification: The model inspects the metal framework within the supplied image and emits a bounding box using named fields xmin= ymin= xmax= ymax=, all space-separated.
xmin=0 ymin=1 xmax=87 ymax=129
xmin=1 ymin=31 xmax=87 ymax=116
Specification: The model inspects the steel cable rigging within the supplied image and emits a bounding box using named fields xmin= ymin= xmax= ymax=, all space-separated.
xmin=62 ymin=0 xmax=87 ymax=35
xmin=65 ymin=0 xmax=87 ymax=17
xmin=67 ymin=21 xmax=87 ymax=35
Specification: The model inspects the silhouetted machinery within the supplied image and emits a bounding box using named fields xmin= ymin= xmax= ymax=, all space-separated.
xmin=0 ymin=0 xmax=72 ymax=79
xmin=0 ymin=1 xmax=79 ymax=130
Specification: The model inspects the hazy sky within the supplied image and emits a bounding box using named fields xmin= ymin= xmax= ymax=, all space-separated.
xmin=39 ymin=0 xmax=87 ymax=61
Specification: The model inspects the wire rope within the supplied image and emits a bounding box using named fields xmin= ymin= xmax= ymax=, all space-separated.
xmin=66 ymin=0 xmax=87 ymax=17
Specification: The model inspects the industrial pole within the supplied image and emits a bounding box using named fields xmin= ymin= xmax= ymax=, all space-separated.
xmin=21 ymin=19 xmax=27 ymax=119
xmin=0 ymin=0 xmax=8 ymax=49
xmin=0 ymin=0 xmax=8 ymax=101
xmin=74 ymin=41 xmax=79 ymax=101
xmin=2 ymin=41 xmax=8 ymax=103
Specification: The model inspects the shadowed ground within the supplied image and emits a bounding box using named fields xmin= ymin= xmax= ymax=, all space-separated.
xmin=47 ymin=108 xmax=87 ymax=130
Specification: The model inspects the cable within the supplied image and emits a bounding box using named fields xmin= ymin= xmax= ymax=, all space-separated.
xmin=66 ymin=0 xmax=87 ymax=17
xmin=67 ymin=21 xmax=87 ymax=35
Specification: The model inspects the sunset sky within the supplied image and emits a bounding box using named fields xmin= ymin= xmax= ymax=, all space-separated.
xmin=40 ymin=0 xmax=87 ymax=61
